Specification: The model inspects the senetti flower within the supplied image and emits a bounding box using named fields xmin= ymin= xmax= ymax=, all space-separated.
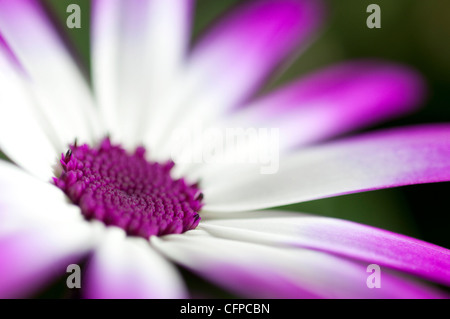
xmin=0 ymin=0 xmax=449 ymax=299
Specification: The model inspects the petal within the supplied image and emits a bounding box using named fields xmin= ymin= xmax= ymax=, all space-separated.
xmin=84 ymin=227 xmax=187 ymax=299
xmin=145 ymin=0 xmax=323 ymax=157
xmin=230 ymin=60 xmax=426 ymax=150
xmin=0 ymin=0 xmax=102 ymax=145
xmin=0 ymin=160 xmax=87 ymax=228
xmin=0 ymin=176 xmax=97 ymax=301
xmin=201 ymin=125 xmax=450 ymax=212
xmin=200 ymin=210 xmax=450 ymax=287
xmin=188 ymin=0 xmax=322 ymax=109
xmin=91 ymin=0 xmax=193 ymax=145
xmin=171 ymin=61 xmax=425 ymax=178
xmin=0 ymin=39 xmax=57 ymax=180
xmin=0 ymin=224 xmax=95 ymax=298
xmin=153 ymin=231 xmax=445 ymax=298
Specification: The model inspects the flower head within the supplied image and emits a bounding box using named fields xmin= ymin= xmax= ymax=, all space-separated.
xmin=0 ymin=0 xmax=449 ymax=299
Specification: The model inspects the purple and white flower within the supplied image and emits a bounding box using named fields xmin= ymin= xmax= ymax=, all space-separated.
xmin=0 ymin=0 xmax=449 ymax=298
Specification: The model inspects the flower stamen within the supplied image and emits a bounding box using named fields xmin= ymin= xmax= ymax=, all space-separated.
xmin=53 ymin=138 xmax=203 ymax=238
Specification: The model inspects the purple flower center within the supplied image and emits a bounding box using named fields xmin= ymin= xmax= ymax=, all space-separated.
xmin=53 ymin=138 xmax=203 ymax=238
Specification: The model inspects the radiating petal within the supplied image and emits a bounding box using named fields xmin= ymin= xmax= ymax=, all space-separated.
xmin=0 ymin=160 xmax=87 ymax=227
xmin=0 ymin=223 xmax=96 ymax=298
xmin=146 ymin=0 xmax=323 ymax=157
xmin=201 ymin=125 xmax=450 ymax=212
xmin=153 ymin=231 xmax=445 ymax=298
xmin=91 ymin=0 xmax=193 ymax=145
xmin=186 ymin=0 xmax=322 ymax=111
xmin=84 ymin=228 xmax=187 ymax=299
xmin=0 ymin=0 xmax=102 ymax=145
xmin=0 ymin=176 xmax=97 ymax=301
xmin=0 ymin=38 xmax=57 ymax=180
xmin=229 ymin=60 xmax=426 ymax=150
xmin=171 ymin=61 xmax=425 ymax=178
xmin=201 ymin=210 xmax=450 ymax=287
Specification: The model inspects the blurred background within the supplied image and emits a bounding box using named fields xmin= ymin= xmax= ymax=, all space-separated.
xmin=41 ymin=0 xmax=449 ymax=248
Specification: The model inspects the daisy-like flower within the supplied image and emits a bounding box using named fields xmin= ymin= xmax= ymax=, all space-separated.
xmin=0 ymin=0 xmax=449 ymax=299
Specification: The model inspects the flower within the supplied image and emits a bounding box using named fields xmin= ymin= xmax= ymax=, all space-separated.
xmin=0 ymin=0 xmax=449 ymax=299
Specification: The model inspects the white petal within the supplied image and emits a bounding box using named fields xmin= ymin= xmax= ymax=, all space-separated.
xmin=91 ymin=0 xmax=193 ymax=146
xmin=152 ymin=231 xmax=444 ymax=298
xmin=0 ymin=44 xmax=57 ymax=180
xmin=85 ymin=227 xmax=187 ymax=299
xmin=145 ymin=0 xmax=322 ymax=159
xmin=0 ymin=160 xmax=87 ymax=229
xmin=200 ymin=210 xmax=450 ymax=287
xmin=200 ymin=125 xmax=450 ymax=212
xmin=0 ymin=224 xmax=95 ymax=298
xmin=228 ymin=60 xmax=426 ymax=150
xmin=0 ymin=167 xmax=98 ymax=299
xmin=0 ymin=0 xmax=102 ymax=145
